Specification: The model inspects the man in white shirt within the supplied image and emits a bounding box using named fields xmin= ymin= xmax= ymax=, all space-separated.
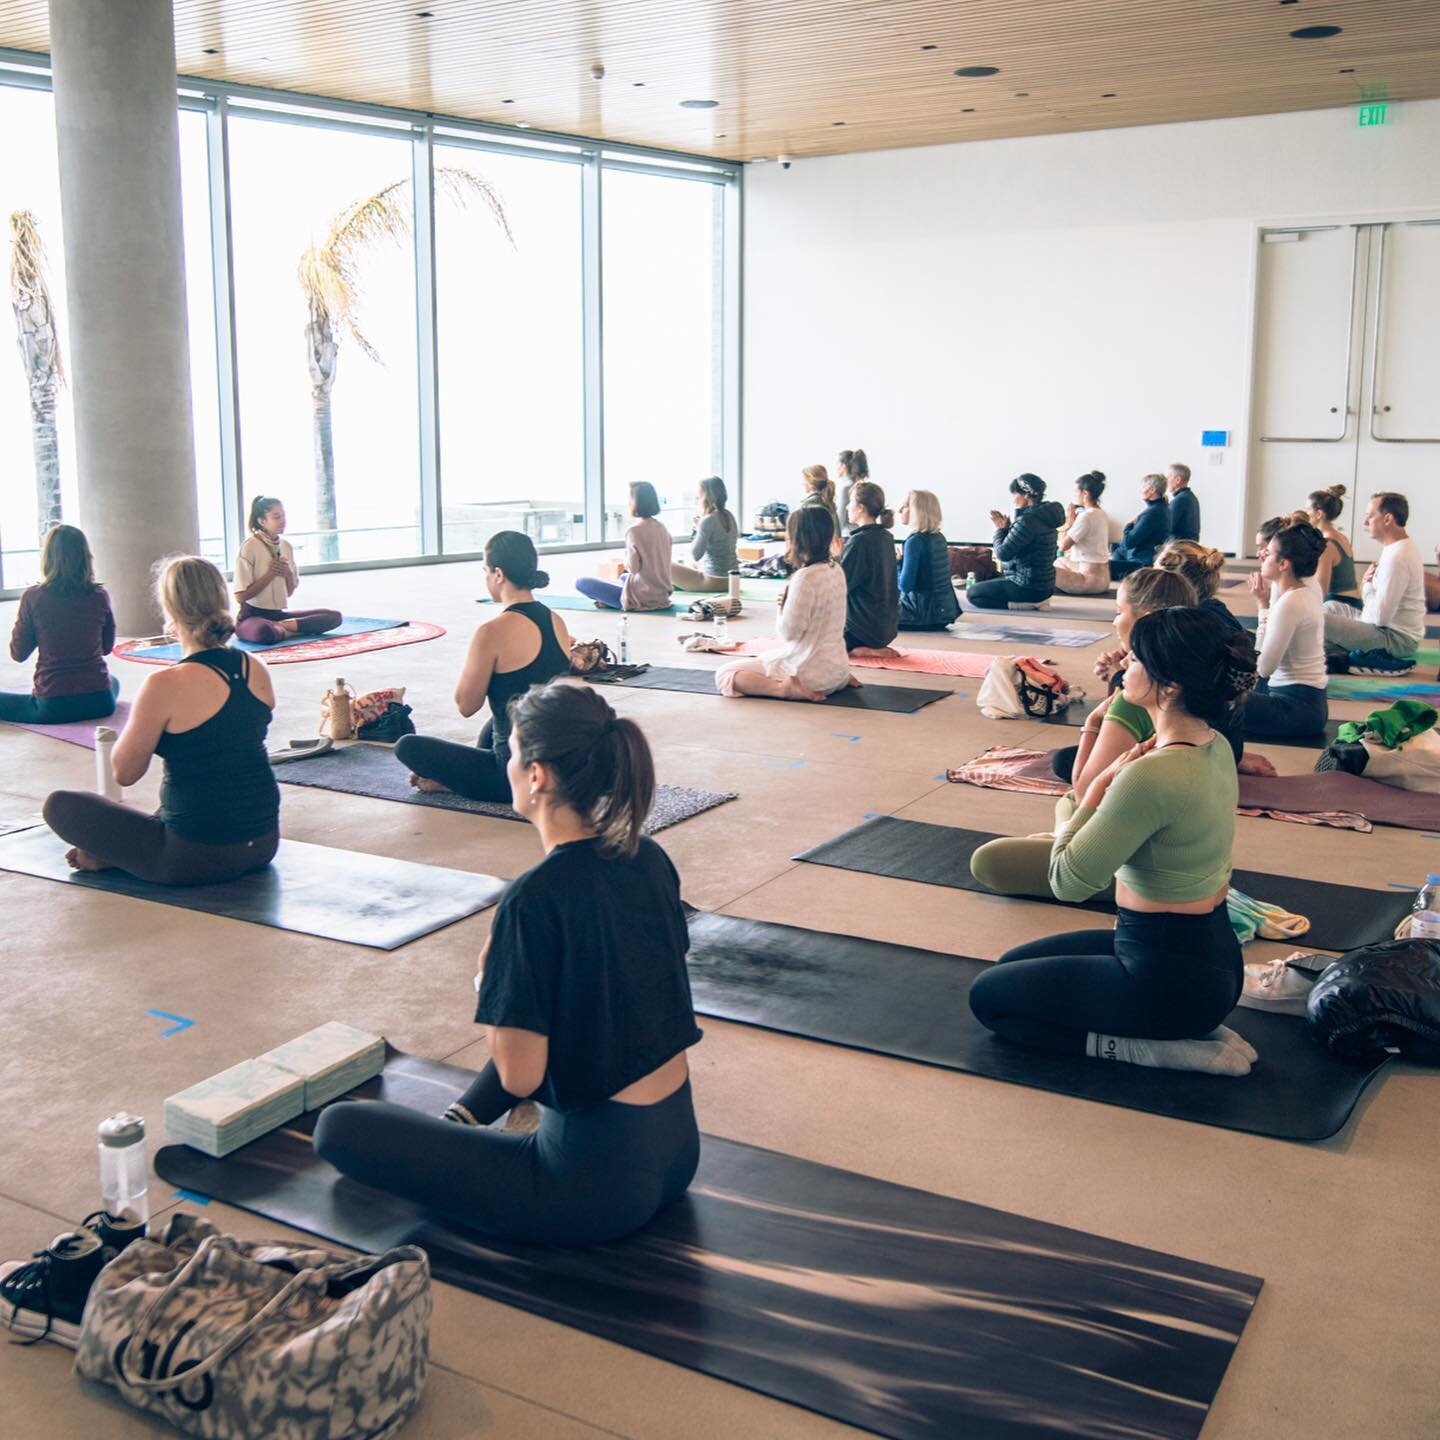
xmin=1322 ymin=492 xmax=1425 ymax=673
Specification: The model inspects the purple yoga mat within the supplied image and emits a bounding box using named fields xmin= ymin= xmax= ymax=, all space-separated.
xmin=4 ymin=701 xmax=130 ymax=749
xmin=1237 ymin=769 xmax=1440 ymax=832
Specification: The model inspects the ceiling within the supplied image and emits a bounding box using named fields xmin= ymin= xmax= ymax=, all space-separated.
xmin=2 ymin=0 xmax=1438 ymax=162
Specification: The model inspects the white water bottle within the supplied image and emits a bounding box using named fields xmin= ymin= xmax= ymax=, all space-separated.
xmin=728 ymin=570 xmax=741 ymax=602
xmin=617 ymin=615 xmax=630 ymax=664
xmin=94 ymin=726 xmax=120 ymax=801
xmin=98 ymin=1113 xmax=149 ymax=1227
xmin=1412 ymin=875 xmax=1440 ymax=941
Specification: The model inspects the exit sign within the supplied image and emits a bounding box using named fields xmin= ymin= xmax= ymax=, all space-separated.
xmin=1359 ymin=102 xmax=1388 ymax=127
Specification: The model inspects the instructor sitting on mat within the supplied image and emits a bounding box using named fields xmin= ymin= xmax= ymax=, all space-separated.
xmin=969 ymin=473 xmax=1065 ymax=610
xmin=396 ymin=531 xmax=572 ymax=803
xmin=315 ymin=680 xmax=703 ymax=1245
xmin=1245 ymin=522 xmax=1328 ymax=738
xmin=43 ymin=556 xmax=280 ymax=885
xmin=970 ymin=606 xmax=1258 ymax=1077
xmin=841 ymin=481 xmax=900 ymax=656
xmin=232 ymin=496 xmax=342 ymax=646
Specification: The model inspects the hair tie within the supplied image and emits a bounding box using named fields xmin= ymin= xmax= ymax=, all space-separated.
xmin=1226 ymin=664 xmax=1258 ymax=697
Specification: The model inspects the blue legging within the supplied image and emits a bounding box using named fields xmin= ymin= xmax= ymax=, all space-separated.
xmin=0 ymin=674 xmax=119 ymax=724
xmin=313 ymin=1078 xmax=700 ymax=1245
xmin=1243 ymin=680 xmax=1328 ymax=738
xmin=576 ymin=576 xmax=625 ymax=608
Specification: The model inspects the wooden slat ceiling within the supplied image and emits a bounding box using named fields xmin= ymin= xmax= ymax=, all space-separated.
xmin=1 ymin=0 xmax=1438 ymax=161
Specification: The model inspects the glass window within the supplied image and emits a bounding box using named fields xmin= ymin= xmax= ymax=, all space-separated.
xmin=228 ymin=115 xmax=421 ymax=565
xmin=434 ymin=146 xmax=584 ymax=554
xmin=601 ymin=169 xmax=724 ymax=539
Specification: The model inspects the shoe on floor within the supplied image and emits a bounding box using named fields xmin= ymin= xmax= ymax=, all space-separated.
xmin=1346 ymin=648 xmax=1416 ymax=676
xmin=0 ymin=1229 xmax=110 ymax=1348
xmin=82 ymin=1209 xmax=146 ymax=1254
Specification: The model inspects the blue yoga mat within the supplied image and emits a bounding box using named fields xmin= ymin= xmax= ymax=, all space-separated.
xmin=124 ymin=617 xmax=407 ymax=661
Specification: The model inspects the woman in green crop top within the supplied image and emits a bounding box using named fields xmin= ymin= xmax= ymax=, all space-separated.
xmin=969 ymin=607 xmax=1261 ymax=1076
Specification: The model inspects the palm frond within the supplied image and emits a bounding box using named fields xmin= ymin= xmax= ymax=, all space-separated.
xmin=8 ymin=209 xmax=64 ymax=384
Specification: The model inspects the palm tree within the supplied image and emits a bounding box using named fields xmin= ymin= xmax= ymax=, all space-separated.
xmin=297 ymin=169 xmax=510 ymax=562
xmin=8 ymin=210 xmax=65 ymax=539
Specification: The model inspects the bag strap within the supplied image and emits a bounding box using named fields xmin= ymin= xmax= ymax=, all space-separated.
xmin=116 ymin=1236 xmax=323 ymax=1392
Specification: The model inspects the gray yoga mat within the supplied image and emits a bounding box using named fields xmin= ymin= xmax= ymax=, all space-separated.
xmin=794 ymin=816 xmax=1416 ymax=953
xmin=0 ymin=825 xmax=503 ymax=950
xmin=602 ymin=665 xmax=954 ymax=713
xmin=156 ymin=1050 xmax=1261 ymax=1440
xmin=685 ymin=911 xmax=1389 ymax=1141
xmin=274 ymin=741 xmax=737 ymax=834
xmin=955 ymin=620 xmax=1101 ymax=648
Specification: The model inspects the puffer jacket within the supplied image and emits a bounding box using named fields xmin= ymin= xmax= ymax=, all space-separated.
xmin=898 ymin=531 xmax=960 ymax=628
xmin=1114 ymin=496 xmax=1171 ymax=567
xmin=993 ymin=501 xmax=1066 ymax=594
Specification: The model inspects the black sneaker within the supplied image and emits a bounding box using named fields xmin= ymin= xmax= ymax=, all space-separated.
xmin=0 ymin=1230 xmax=109 ymax=1347
xmin=82 ymin=1209 xmax=146 ymax=1254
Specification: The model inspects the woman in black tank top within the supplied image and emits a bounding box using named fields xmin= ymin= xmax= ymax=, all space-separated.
xmin=42 ymin=556 xmax=280 ymax=886
xmin=395 ymin=532 xmax=573 ymax=804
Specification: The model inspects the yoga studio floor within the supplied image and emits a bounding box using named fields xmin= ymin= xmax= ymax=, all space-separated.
xmin=1 ymin=552 xmax=1435 ymax=1439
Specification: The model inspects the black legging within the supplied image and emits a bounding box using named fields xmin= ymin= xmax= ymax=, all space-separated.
xmin=313 ymin=1078 xmax=700 ymax=1245
xmin=394 ymin=730 xmax=509 ymax=803
xmin=969 ymin=904 xmax=1242 ymax=1054
xmin=966 ymin=577 xmax=1051 ymax=610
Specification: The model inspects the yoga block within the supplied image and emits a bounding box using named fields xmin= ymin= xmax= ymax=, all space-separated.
xmin=596 ymin=560 xmax=625 ymax=581
xmin=259 ymin=1021 xmax=386 ymax=1109
xmin=165 ymin=1059 xmax=305 ymax=1158
xmin=736 ymin=544 xmax=768 ymax=561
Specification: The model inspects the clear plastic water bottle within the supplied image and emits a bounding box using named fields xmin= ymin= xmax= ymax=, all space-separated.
xmin=965 ymin=572 xmax=977 ymax=593
xmin=98 ymin=1113 xmax=149 ymax=1227
xmin=714 ymin=613 xmax=728 ymax=644
xmin=617 ymin=615 xmax=630 ymax=664
xmin=1412 ymin=875 xmax=1440 ymax=940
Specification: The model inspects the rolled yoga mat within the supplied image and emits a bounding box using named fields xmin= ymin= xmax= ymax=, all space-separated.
xmin=274 ymin=741 xmax=737 ymax=834
xmin=156 ymin=1050 xmax=1262 ymax=1440
xmin=596 ymin=664 xmax=954 ymax=713
xmin=0 ymin=826 xmax=503 ymax=950
xmin=794 ymin=816 xmax=1417 ymax=953
xmin=685 ymin=911 xmax=1389 ymax=1141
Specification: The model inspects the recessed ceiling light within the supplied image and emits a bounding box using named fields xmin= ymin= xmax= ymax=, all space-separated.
xmin=1290 ymin=24 xmax=1343 ymax=38
xmin=680 ymin=98 xmax=719 ymax=109
xmin=954 ymin=65 xmax=1000 ymax=78
xmin=920 ymin=44 xmax=938 ymax=51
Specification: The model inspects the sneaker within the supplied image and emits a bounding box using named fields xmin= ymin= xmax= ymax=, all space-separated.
xmin=0 ymin=1230 xmax=109 ymax=1348
xmin=1347 ymin=648 xmax=1416 ymax=676
xmin=82 ymin=1209 xmax=146 ymax=1254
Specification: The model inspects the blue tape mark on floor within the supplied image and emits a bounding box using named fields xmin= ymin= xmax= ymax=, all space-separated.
xmin=862 ymin=812 xmax=883 ymax=819
xmin=760 ymin=758 xmax=806 ymax=768
xmin=933 ymin=773 xmax=949 ymax=781
xmin=173 ymin=1189 xmax=211 ymax=1206
xmin=829 ymin=732 xmax=862 ymax=742
xmin=147 ymin=1009 xmax=196 ymax=1037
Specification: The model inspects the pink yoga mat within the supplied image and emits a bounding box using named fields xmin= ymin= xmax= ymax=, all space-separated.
xmin=729 ymin=639 xmax=992 ymax=678
xmin=4 ymin=701 xmax=130 ymax=749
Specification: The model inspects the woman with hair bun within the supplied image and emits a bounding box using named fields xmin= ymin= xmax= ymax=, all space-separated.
xmin=42 ymin=556 xmax=279 ymax=884
xmin=1244 ymin=521 xmax=1328 ymax=737
xmin=1054 ymin=471 xmax=1111 ymax=595
xmin=397 ymin=530 xmax=573 ymax=802
xmin=969 ymin=473 xmax=1067 ymax=609
xmin=1156 ymin=539 xmax=1243 ymax=635
xmin=970 ymin=606 xmax=1259 ymax=1077
xmin=1305 ymin=485 xmax=1361 ymax=607
xmin=233 ymin=496 xmax=342 ymax=645
xmin=316 ymin=678 xmax=703 ymax=1244
xmin=841 ymin=480 xmax=901 ymax=655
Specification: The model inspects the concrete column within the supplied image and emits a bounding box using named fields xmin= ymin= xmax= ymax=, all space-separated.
xmin=50 ymin=0 xmax=198 ymax=633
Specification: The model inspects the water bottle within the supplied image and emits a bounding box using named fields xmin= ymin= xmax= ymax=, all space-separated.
xmin=94 ymin=726 xmax=120 ymax=801
xmin=728 ymin=570 xmax=741 ymax=602
xmin=714 ymin=613 xmax=728 ymax=644
xmin=965 ymin=572 xmax=977 ymax=593
xmin=98 ymin=1113 xmax=149 ymax=1227
xmin=617 ymin=615 xmax=630 ymax=664
xmin=1412 ymin=875 xmax=1440 ymax=940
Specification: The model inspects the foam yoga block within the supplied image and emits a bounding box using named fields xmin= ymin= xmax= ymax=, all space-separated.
xmin=0 ymin=826 xmax=504 ymax=950
xmin=794 ymin=816 xmax=1416 ymax=953
xmin=684 ymin=911 xmax=1390 ymax=1141
xmin=156 ymin=1050 xmax=1262 ymax=1440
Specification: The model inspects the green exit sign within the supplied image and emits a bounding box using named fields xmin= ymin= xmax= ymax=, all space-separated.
xmin=1359 ymin=102 xmax=1388 ymax=127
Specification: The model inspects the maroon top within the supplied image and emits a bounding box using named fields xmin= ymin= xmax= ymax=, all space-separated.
xmin=9 ymin=584 xmax=116 ymax=698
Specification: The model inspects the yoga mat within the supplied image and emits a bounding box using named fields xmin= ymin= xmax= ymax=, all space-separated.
xmin=1328 ymin=676 xmax=1439 ymax=704
xmin=520 ymin=594 xmax=692 ymax=616
xmin=156 ymin=1051 xmax=1262 ymax=1440
xmin=274 ymin=741 xmax=737 ymax=834
xmin=115 ymin=622 xmax=445 ymax=667
xmin=1236 ymin=769 xmax=1440 ymax=832
xmin=955 ymin=621 xmax=1101 ymax=648
xmin=602 ymin=665 xmax=954 ymax=713
xmin=730 ymin=637 xmax=991 ymax=677
xmin=686 ymin=911 xmax=1388 ymax=1141
xmin=1238 ymin=614 xmax=1440 ymax=641
xmin=120 ymin=616 xmax=405 ymax=660
xmin=795 ymin=816 xmax=1416 ymax=953
xmin=4 ymin=701 xmax=131 ymax=747
xmin=1244 ymin=721 xmax=1342 ymax=750
xmin=0 ymin=826 xmax=502 ymax=950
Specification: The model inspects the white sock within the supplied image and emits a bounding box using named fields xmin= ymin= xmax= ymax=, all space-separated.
xmin=1087 ymin=1031 xmax=1252 ymax=1076
xmin=1207 ymin=1025 xmax=1259 ymax=1064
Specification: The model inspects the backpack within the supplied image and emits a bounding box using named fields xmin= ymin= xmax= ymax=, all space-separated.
xmin=947 ymin=545 xmax=998 ymax=583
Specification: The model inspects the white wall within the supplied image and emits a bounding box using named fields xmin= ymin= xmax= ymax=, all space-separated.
xmin=743 ymin=100 xmax=1440 ymax=553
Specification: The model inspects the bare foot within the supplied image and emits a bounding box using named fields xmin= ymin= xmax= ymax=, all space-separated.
xmin=64 ymin=846 xmax=111 ymax=873
xmin=408 ymin=773 xmax=453 ymax=795
xmin=847 ymin=674 xmax=863 ymax=687
xmin=796 ymin=684 xmax=827 ymax=703
xmin=1237 ymin=754 xmax=1277 ymax=778
xmin=280 ymin=619 xmax=301 ymax=636
xmin=849 ymin=645 xmax=902 ymax=660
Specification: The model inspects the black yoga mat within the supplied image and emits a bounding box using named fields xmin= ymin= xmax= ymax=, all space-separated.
xmin=603 ymin=664 xmax=953 ymax=713
xmin=1243 ymin=720 xmax=1343 ymax=750
xmin=0 ymin=825 xmax=503 ymax=949
xmin=686 ymin=912 xmax=1388 ymax=1141
xmin=795 ymin=816 xmax=1415 ymax=953
xmin=156 ymin=1051 xmax=1261 ymax=1440
xmin=274 ymin=742 xmax=737 ymax=834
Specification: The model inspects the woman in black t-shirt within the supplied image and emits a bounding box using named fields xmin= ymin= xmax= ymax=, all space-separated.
xmin=314 ymin=679 xmax=702 ymax=1245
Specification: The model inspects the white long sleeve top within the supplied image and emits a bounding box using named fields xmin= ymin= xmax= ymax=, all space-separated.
xmin=764 ymin=560 xmax=850 ymax=695
xmin=1361 ymin=537 xmax=1425 ymax=645
xmin=1255 ymin=584 xmax=1326 ymax=690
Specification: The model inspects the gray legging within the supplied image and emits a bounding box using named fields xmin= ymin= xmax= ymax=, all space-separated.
xmin=313 ymin=1079 xmax=700 ymax=1245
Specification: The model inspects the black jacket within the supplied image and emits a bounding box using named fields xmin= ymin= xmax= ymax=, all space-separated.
xmin=993 ymin=501 xmax=1066 ymax=594
xmin=1114 ymin=497 xmax=1171 ymax=566
xmin=898 ymin=531 xmax=960 ymax=628
xmin=841 ymin=523 xmax=899 ymax=648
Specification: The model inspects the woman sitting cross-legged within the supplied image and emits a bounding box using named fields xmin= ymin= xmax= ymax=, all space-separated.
xmin=671 ymin=476 xmax=738 ymax=593
xmin=716 ymin=505 xmax=856 ymax=702
xmin=232 ymin=496 xmax=342 ymax=645
xmin=969 ymin=606 xmax=1259 ymax=1077
xmin=1244 ymin=521 xmax=1328 ymax=738
xmin=968 ymin=473 xmax=1066 ymax=610
xmin=576 ymin=481 xmax=673 ymax=612
xmin=1053 ymin=471 xmax=1111 ymax=595
xmin=314 ymin=680 xmax=703 ymax=1244
xmin=396 ymin=531 xmax=573 ymax=802
xmin=897 ymin=489 xmax=960 ymax=631
xmin=841 ymin=480 xmax=900 ymax=656
xmin=43 ymin=556 xmax=280 ymax=885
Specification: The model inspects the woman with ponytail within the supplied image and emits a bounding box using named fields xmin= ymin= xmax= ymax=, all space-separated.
xmin=971 ymin=607 xmax=1259 ymax=1078
xmin=43 ymin=556 xmax=279 ymax=884
xmin=232 ymin=496 xmax=342 ymax=645
xmin=841 ymin=479 xmax=901 ymax=655
xmin=1244 ymin=521 xmax=1329 ymax=737
xmin=316 ymin=679 xmax=703 ymax=1244
xmin=396 ymin=531 xmax=573 ymax=801
xmin=1305 ymin=485 xmax=1361 ymax=606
